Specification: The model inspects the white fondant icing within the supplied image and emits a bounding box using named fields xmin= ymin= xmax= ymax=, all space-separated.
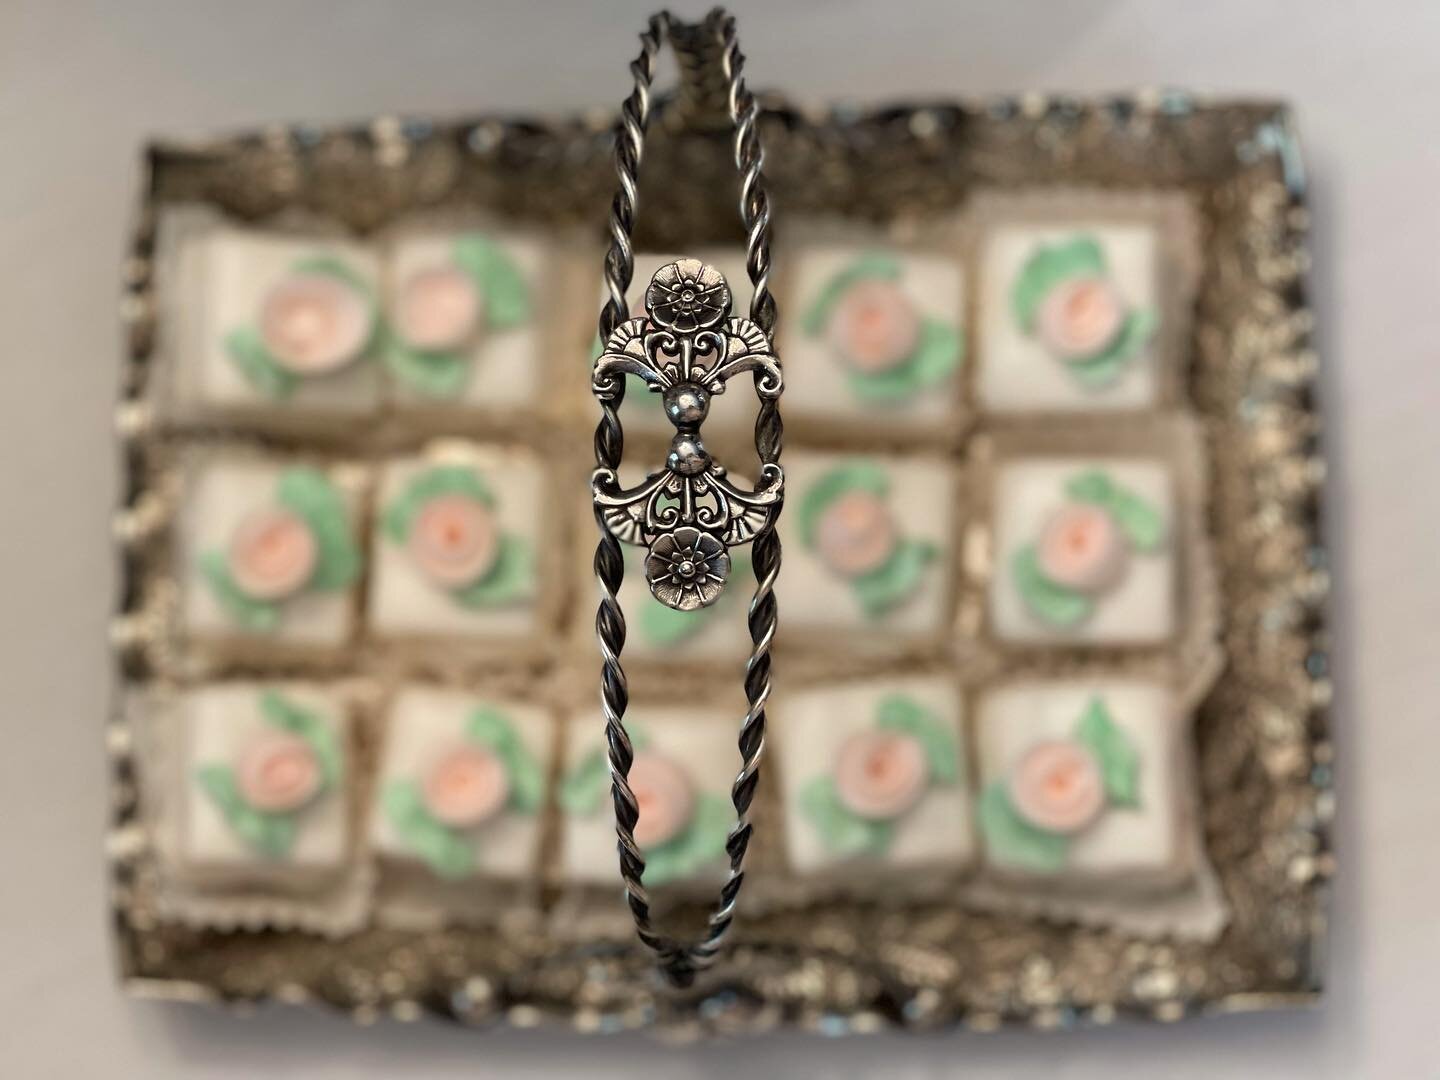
xmin=976 ymin=680 xmax=1189 ymax=887
xmin=180 ymin=685 xmax=350 ymax=872
xmin=370 ymin=687 xmax=554 ymax=880
xmin=776 ymin=677 xmax=973 ymax=877
xmin=977 ymin=223 xmax=1159 ymax=412
xmin=991 ymin=457 xmax=1175 ymax=645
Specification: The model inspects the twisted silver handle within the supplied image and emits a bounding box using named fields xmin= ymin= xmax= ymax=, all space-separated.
xmin=590 ymin=8 xmax=782 ymax=988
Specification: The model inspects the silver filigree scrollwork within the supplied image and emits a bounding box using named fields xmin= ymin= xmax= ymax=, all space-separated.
xmin=592 ymin=258 xmax=784 ymax=611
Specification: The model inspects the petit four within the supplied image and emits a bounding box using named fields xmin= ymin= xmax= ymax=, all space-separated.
xmin=558 ymin=708 xmax=737 ymax=889
xmin=781 ymin=243 xmax=964 ymax=434
xmin=778 ymin=451 xmax=954 ymax=644
xmin=368 ymin=445 xmax=549 ymax=645
xmin=977 ymin=222 xmax=1161 ymax=413
xmin=382 ymin=230 xmax=547 ymax=410
xmin=973 ymin=679 xmax=1195 ymax=892
xmin=179 ymin=458 xmax=363 ymax=649
xmin=372 ymin=687 xmax=555 ymax=884
xmin=776 ymin=677 xmax=973 ymax=881
xmin=990 ymin=458 xmax=1174 ymax=645
xmin=156 ymin=215 xmax=385 ymax=424
xmin=171 ymin=684 xmax=355 ymax=884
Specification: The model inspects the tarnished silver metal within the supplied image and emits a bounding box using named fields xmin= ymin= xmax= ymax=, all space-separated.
xmin=593 ymin=258 xmax=783 ymax=612
xmin=590 ymin=8 xmax=783 ymax=986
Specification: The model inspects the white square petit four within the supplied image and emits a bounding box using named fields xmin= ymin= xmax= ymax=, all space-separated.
xmin=990 ymin=457 xmax=1174 ymax=645
xmin=974 ymin=679 xmax=1193 ymax=891
xmin=977 ymin=223 xmax=1161 ymax=413
xmin=558 ymin=707 xmax=738 ymax=890
xmin=777 ymin=450 xmax=955 ymax=646
xmin=372 ymin=687 xmax=555 ymax=883
xmin=176 ymin=683 xmax=354 ymax=883
xmin=780 ymin=243 xmax=964 ymax=435
xmin=368 ymin=445 xmax=550 ymax=645
xmin=382 ymin=229 xmax=549 ymax=412
xmin=158 ymin=216 xmax=385 ymax=424
xmin=177 ymin=457 xmax=364 ymax=650
xmin=777 ymin=677 xmax=973 ymax=880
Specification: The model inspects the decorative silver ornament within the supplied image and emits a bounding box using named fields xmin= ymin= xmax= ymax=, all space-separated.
xmin=592 ymin=258 xmax=784 ymax=611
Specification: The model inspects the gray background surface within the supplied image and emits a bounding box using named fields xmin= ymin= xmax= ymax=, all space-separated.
xmin=0 ymin=1 xmax=1430 ymax=1075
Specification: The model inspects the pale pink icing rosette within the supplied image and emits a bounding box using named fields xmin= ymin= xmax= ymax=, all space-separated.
xmin=834 ymin=730 xmax=929 ymax=820
xmin=628 ymin=751 xmax=696 ymax=848
xmin=422 ymin=745 xmax=510 ymax=828
xmin=395 ymin=266 xmax=484 ymax=351
xmin=826 ymin=279 xmax=921 ymax=373
xmin=406 ymin=494 xmax=499 ymax=588
xmin=258 ymin=272 xmax=371 ymax=375
xmin=1007 ymin=739 xmax=1105 ymax=834
xmin=1036 ymin=277 xmax=1125 ymax=361
xmin=237 ymin=732 xmax=323 ymax=813
xmin=227 ymin=506 xmax=318 ymax=601
xmin=814 ymin=490 xmax=898 ymax=578
xmin=1036 ymin=503 xmax=1128 ymax=593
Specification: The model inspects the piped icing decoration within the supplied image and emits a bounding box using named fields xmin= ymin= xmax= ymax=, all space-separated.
xmin=978 ymin=696 xmax=1139 ymax=872
xmin=225 ymin=256 xmax=378 ymax=399
xmin=802 ymin=252 xmax=962 ymax=403
xmin=383 ymin=465 xmax=533 ymax=607
xmin=1012 ymin=468 xmax=1164 ymax=628
xmin=199 ymin=467 xmax=361 ymax=632
xmin=382 ymin=234 xmax=530 ymax=399
xmin=381 ymin=706 xmax=544 ymax=880
xmin=800 ymin=695 xmax=959 ymax=856
xmin=560 ymin=727 xmax=731 ymax=886
xmin=1010 ymin=235 xmax=1157 ymax=387
xmin=194 ymin=691 xmax=343 ymax=858
xmin=799 ymin=461 xmax=935 ymax=618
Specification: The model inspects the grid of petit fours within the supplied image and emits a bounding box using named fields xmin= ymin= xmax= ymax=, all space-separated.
xmin=124 ymin=185 xmax=1224 ymax=940
xmin=130 ymin=210 xmax=586 ymax=933
xmin=756 ymin=194 xmax=1223 ymax=935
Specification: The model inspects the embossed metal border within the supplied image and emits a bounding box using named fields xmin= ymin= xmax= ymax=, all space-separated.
xmin=108 ymin=92 xmax=1330 ymax=1036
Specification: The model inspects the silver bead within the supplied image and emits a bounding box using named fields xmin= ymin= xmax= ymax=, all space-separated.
xmin=663 ymin=382 xmax=710 ymax=427
xmin=667 ymin=434 xmax=710 ymax=476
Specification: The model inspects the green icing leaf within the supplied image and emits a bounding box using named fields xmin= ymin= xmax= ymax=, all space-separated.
xmin=845 ymin=317 xmax=963 ymax=404
xmin=382 ymin=778 xmax=475 ymax=880
xmin=452 ymin=233 xmax=530 ymax=329
xmin=195 ymin=764 xmax=297 ymax=858
xmin=797 ymin=461 xmax=890 ymax=548
xmin=1065 ymin=307 xmax=1157 ymax=387
xmin=799 ymin=775 xmax=892 ymax=857
xmin=977 ymin=782 xmax=1070 ymax=872
xmin=1063 ymin=469 xmax=1165 ymax=551
xmin=851 ymin=538 xmax=935 ymax=619
xmin=558 ymin=746 xmax=610 ymax=815
xmin=874 ymin=695 xmax=959 ymax=784
xmin=274 ymin=468 xmax=360 ymax=590
xmin=801 ymin=252 xmax=904 ymax=337
xmin=381 ymin=330 xmax=471 ymax=399
xmin=383 ymin=465 xmax=497 ymax=544
xmin=466 ymin=707 xmax=544 ymax=813
xmin=1074 ymin=696 xmax=1141 ymax=807
xmin=451 ymin=534 xmax=534 ymax=608
xmin=198 ymin=549 xmax=280 ymax=632
xmin=1012 ymin=544 xmax=1093 ymax=627
xmin=259 ymin=690 xmax=342 ymax=788
xmin=223 ymin=326 xmax=299 ymax=400
xmin=1010 ymin=234 xmax=1108 ymax=332
xmin=643 ymin=792 xmax=732 ymax=886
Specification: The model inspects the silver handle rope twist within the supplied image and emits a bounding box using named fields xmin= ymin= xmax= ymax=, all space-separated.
xmin=590 ymin=8 xmax=782 ymax=988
